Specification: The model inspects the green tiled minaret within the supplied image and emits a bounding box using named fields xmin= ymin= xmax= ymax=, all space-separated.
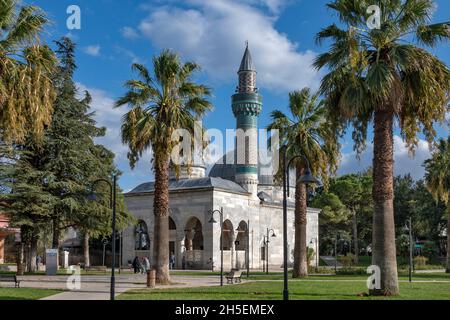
xmin=232 ymin=43 xmax=262 ymax=196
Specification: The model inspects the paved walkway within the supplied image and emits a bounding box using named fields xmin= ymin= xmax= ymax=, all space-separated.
xmin=8 ymin=274 xmax=228 ymax=300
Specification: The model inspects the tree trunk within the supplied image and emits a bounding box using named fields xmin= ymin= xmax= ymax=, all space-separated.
xmin=293 ymin=165 xmax=308 ymax=278
xmin=153 ymin=152 xmax=171 ymax=284
xmin=370 ymin=109 xmax=399 ymax=296
xmin=28 ymin=236 xmax=38 ymax=273
xmin=83 ymin=233 xmax=90 ymax=268
xmin=16 ymin=243 xmax=24 ymax=276
xmin=52 ymin=217 xmax=61 ymax=266
xmin=446 ymin=214 xmax=450 ymax=273
xmin=352 ymin=209 xmax=359 ymax=264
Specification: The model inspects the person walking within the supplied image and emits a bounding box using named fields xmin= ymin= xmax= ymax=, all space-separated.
xmin=132 ymin=256 xmax=141 ymax=274
xmin=169 ymin=252 xmax=175 ymax=270
xmin=143 ymin=256 xmax=151 ymax=273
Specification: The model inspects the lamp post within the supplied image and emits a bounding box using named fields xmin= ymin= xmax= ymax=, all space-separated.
xmin=282 ymin=149 xmax=320 ymax=301
xmin=90 ymin=174 xmax=117 ymax=301
xmin=334 ymin=233 xmax=338 ymax=273
xmin=405 ymin=217 xmax=413 ymax=283
xmin=247 ymin=220 xmax=250 ymax=278
xmin=263 ymin=229 xmax=276 ymax=274
xmin=102 ymin=238 xmax=108 ymax=267
xmin=209 ymin=207 xmax=224 ymax=286
xmin=310 ymin=238 xmax=318 ymax=271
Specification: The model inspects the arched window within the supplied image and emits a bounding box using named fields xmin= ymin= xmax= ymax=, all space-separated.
xmin=135 ymin=220 xmax=150 ymax=250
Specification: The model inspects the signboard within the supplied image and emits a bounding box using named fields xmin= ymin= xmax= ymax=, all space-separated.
xmin=46 ymin=249 xmax=58 ymax=275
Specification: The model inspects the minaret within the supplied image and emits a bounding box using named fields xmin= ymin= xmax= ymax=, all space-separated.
xmin=232 ymin=42 xmax=262 ymax=197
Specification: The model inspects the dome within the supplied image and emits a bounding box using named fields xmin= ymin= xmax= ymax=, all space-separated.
xmin=208 ymin=151 xmax=295 ymax=186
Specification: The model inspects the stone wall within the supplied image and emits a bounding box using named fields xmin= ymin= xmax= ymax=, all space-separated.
xmin=123 ymin=188 xmax=320 ymax=271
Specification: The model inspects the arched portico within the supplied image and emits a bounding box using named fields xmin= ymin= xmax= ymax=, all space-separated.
xmin=222 ymin=219 xmax=235 ymax=269
xmin=235 ymin=220 xmax=249 ymax=269
xmin=183 ymin=216 xmax=204 ymax=269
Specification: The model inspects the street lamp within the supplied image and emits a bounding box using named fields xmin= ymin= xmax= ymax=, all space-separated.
xmin=209 ymin=207 xmax=224 ymax=286
xmin=263 ymin=229 xmax=276 ymax=274
xmin=102 ymin=238 xmax=108 ymax=267
xmin=310 ymin=238 xmax=318 ymax=271
xmin=404 ymin=217 xmax=413 ymax=283
xmin=90 ymin=174 xmax=117 ymax=301
xmin=282 ymin=149 xmax=320 ymax=300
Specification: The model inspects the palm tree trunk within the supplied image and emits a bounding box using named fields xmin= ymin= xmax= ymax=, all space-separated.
xmin=446 ymin=214 xmax=449 ymax=273
xmin=352 ymin=209 xmax=359 ymax=264
xmin=83 ymin=233 xmax=90 ymax=268
xmin=371 ymin=109 xmax=399 ymax=296
xmin=293 ymin=165 xmax=308 ymax=278
xmin=153 ymin=151 xmax=171 ymax=284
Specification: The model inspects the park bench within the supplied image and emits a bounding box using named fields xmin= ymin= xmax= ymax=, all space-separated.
xmin=0 ymin=274 xmax=21 ymax=288
xmin=225 ymin=270 xmax=243 ymax=284
xmin=84 ymin=266 xmax=107 ymax=273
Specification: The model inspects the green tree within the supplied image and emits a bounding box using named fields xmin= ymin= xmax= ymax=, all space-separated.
xmin=330 ymin=174 xmax=370 ymax=263
xmin=268 ymin=88 xmax=340 ymax=277
xmin=311 ymin=191 xmax=351 ymax=255
xmin=44 ymin=37 xmax=132 ymax=266
xmin=116 ymin=50 xmax=212 ymax=284
xmin=315 ymin=0 xmax=450 ymax=295
xmin=0 ymin=0 xmax=56 ymax=144
xmin=0 ymin=148 xmax=56 ymax=272
xmin=424 ymin=137 xmax=450 ymax=272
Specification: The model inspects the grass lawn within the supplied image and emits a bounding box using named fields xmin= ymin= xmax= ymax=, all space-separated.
xmin=0 ymin=288 xmax=62 ymax=300
xmin=118 ymin=273 xmax=450 ymax=300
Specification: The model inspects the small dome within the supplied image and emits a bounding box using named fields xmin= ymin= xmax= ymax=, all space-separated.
xmin=209 ymin=151 xmax=274 ymax=185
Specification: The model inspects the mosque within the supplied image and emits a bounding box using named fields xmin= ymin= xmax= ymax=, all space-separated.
xmin=122 ymin=45 xmax=320 ymax=270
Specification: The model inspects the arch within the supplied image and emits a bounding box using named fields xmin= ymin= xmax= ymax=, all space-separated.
xmin=235 ymin=220 xmax=248 ymax=250
xmin=184 ymin=217 xmax=203 ymax=250
xmin=135 ymin=220 xmax=150 ymax=250
xmin=169 ymin=216 xmax=176 ymax=230
xmin=222 ymin=219 xmax=234 ymax=251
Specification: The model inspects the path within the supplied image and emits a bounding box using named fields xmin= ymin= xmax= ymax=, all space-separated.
xmin=7 ymin=274 xmax=229 ymax=300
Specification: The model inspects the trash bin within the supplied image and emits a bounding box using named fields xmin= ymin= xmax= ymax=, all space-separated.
xmin=147 ymin=269 xmax=156 ymax=288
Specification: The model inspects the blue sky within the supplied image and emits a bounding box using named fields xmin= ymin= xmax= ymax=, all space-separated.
xmin=33 ymin=0 xmax=449 ymax=191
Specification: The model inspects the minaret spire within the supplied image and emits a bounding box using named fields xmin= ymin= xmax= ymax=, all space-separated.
xmin=237 ymin=42 xmax=257 ymax=94
xmin=232 ymin=43 xmax=262 ymax=197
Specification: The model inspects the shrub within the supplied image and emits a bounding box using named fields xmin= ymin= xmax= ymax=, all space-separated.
xmin=414 ymin=256 xmax=428 ymax=266
xmin=336 ymin=267 xmax=367 ymax=275
xmin=341 ymin=254 xmax=355 ymax=267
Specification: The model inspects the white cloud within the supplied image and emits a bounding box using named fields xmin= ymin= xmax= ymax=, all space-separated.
xmin=114 ymin=46 xmax=142 ymax=64
xmin=120 ymin=26 xmax=139 ymax=40
xmin=338 ymin=135 xmax=432 ymax=180
xmin=76 ymin=83 xmax=154 ymax=190
xmin=137 ymin=0 xmax=320 ymax=93
xmin=83 ymin=45 xmax=101 ymax=57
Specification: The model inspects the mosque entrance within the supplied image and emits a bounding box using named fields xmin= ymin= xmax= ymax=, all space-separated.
xmin=183 ymin=217 xmax=204 ymax=269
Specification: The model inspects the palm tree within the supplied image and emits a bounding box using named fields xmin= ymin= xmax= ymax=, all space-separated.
xmin=424 ymin=137 xmax=450 ymax=273
xmin=268 ymin=88 xmax=339 ymax=278
xmin=115 ymin=50 xmax=212 ymax=284
xmin=314 ymin=0 xmax=449 ymax=295
xmin=0 ymin=0 xmax=56 ymax=144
